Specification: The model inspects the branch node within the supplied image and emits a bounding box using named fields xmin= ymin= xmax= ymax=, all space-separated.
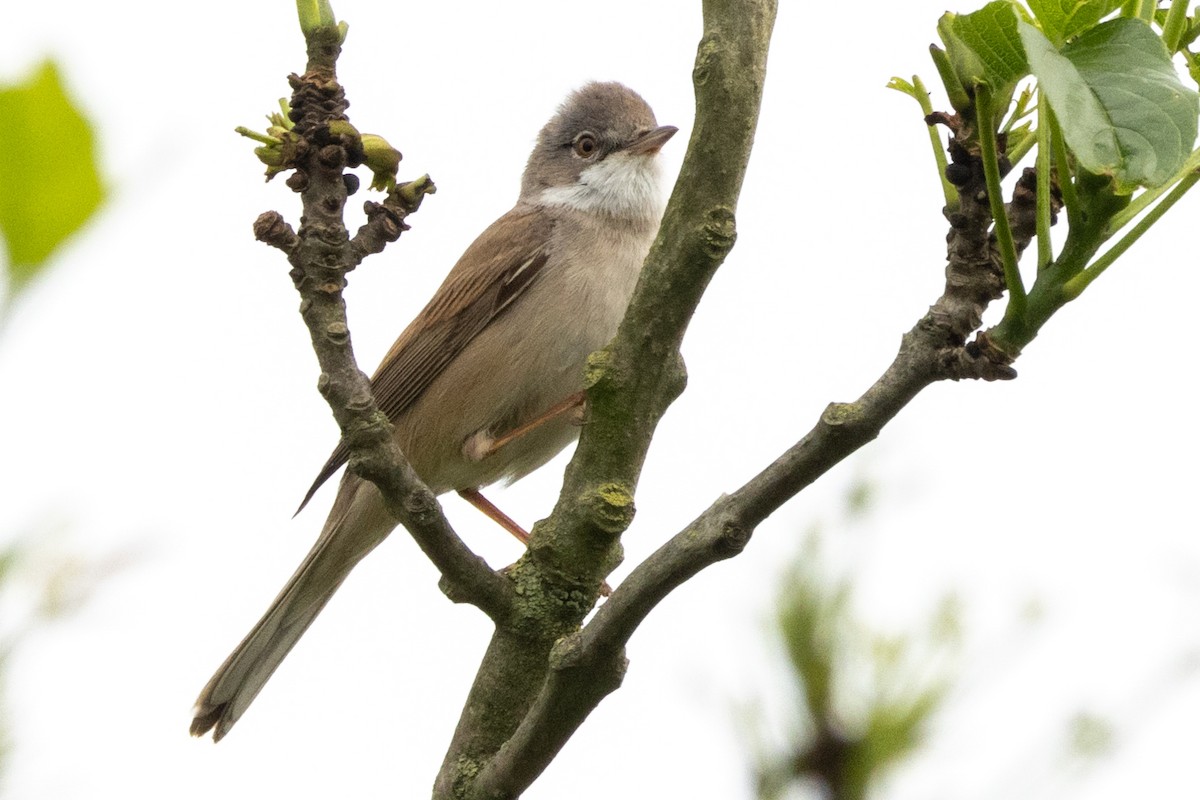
xmin=548 ymin=631 xmax=627 ymax=688
xmin=404 ymin=484 xmax=439 ymax=518
xmin=304 ymin=221 xmax=346 ymax=247
xmin=584 ymin=348 xmax=616 ymax=390
xmin=717 ymin=518 xmax=752 ymax=555
xmin=344 ymin=390 xmax=376 ymax=413
xmin=966 ymin=331 xmax=1018 ymax=380
xmin=702 ymin=206 xmax=738 ymax=259
xmin=821 ymin=401 xmax=865 ymax=428
xmin=285 ymin=170 xmax=309 ymax=192
xmin=363 ymin=200 xmax=405 ymax=236
xmin=252 ymin=211 xmax=298 ymax=251
xmin=317 ymin=143 xmax=345 ymax=170
xmin=324 ymin=320 xmax=349 ymax=344
xmin=394 ymin=173 xmax=437 ymax=210
xmin=548 ymin=632 xmax=583 ymax=670
xmin=578 ymin=482 xmax=636 ymax=537
xmin=945 ymin=210 xmax=970 ymax=229
xmin=692 ymin=34 xmax=721 ymax=86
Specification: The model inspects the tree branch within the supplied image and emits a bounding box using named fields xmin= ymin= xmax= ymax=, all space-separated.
xmin=532 ymin=0 xmax=779 ymax=606
xmin=471 ymin=86 xmax=1057 ymax=795
xmin=603 ymin=119 xmax=1052 ymax=628
xmin=439 ymin=1 xmax=779 ymax=797
xmin=268 ymin=25 xmax=513 ymax=620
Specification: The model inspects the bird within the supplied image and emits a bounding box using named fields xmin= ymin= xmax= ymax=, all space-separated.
xmin=190 ymin=81 xmax=677 ymax=741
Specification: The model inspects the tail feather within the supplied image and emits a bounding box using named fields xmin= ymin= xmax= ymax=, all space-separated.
xmin=191 ymin=475 xmax=395 ymax=741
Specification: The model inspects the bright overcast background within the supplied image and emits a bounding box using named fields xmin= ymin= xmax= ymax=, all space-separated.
xmin=2 ymin=2 xmax=1199 ymax=798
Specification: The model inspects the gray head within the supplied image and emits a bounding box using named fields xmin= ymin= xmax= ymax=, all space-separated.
xmin=520 ymin=82 xmax=677 ymax=220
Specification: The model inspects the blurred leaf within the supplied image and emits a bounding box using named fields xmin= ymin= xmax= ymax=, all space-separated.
xmin=1067 ymin=712 xmax=1115 ymax=759
xmin=932 ymin=595 xmax=964 ymax=642
xmin=760 ymin=533 xmax=959 ymax=800
xmin=778 ymin=545 xmax=847 ymax=723
xmin=861 ymin=652 xmax=949 ymax=771
xmin=1021 ymin=18 xmax=1199 ymax=191
xmin=0 ymin=544 xmax=23 ymax=587
xmin=0 ymin=60 xmax=105 ymax=295
xmin=844 ymin=478 xmax=875 ymax=518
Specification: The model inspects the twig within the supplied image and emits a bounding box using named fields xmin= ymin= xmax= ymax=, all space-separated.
xmin=264 ymin=25 xmax=512 ymax=620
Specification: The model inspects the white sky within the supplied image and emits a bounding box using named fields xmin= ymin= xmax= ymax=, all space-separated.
xmin=2 ymin=2 xmax=1199 ymax=798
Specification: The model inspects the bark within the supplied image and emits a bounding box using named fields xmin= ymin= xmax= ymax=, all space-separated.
xmin=433 ymin=1 xmax=778 ymax=797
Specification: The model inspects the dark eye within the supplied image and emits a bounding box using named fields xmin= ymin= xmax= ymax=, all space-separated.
xmin=573 ymin=133 xmax=598 ymax=158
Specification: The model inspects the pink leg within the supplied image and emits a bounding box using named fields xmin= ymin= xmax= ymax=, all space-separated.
xmin=457 ymin=488 xmax=529 ymax=544
xmin=477 ymin=391 xmax=586 ymax=460
xmin=457 ymin=486 xmax=612 ymax=597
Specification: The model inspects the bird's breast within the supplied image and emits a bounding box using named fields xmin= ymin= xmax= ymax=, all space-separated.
xmin=394 ymin=211 xmax=657 ymax=493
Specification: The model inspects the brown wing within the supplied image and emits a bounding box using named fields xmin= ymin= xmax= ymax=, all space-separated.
xmin=294 ymin=205 xmax=555 ymax=514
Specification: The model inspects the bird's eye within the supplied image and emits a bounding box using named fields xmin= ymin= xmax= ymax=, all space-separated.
xmin=573 ymin=133 xmax=598 ymax=158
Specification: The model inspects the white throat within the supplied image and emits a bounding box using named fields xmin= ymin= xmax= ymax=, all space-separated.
xmin=537 ymin=152 xmax=665 ymax=221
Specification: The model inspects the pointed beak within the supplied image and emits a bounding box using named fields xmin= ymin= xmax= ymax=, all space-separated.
xmin=624 ymin=124 xmax=679 ymax=156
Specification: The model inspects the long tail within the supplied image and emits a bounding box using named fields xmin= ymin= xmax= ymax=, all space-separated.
xmin=190 ymin=474 xmax=395 ymax=741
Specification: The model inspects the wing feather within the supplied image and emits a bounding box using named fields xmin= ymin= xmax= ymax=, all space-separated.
xmin=295 ymin=205 xmax=554 ymax=513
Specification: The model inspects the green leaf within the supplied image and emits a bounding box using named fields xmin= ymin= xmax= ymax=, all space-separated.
xmin=296 ymin=0 xmax=335 ymax=33
xmin=1022 ymin=18 xmax=1199 ymax=191
xmin=0 ymin=61 xmax=105 ymax=293
xmin=1025 ymin=0 xmax=1125 ymax=45
xmin=938 ymin=1 xmax=1030 ymax=93
xmin=296 ymin=0 xmax=345 ymax=41
xmin=885 ymin=76 xmax=920 ymax=101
